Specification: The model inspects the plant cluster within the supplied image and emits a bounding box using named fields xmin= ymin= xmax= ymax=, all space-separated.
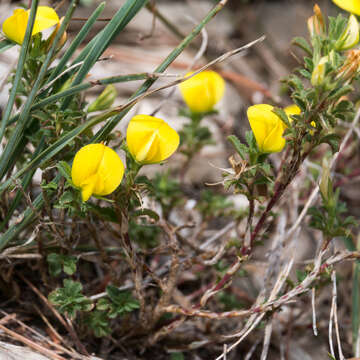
xmin=0 ymin=0 xmax=359 ymax=358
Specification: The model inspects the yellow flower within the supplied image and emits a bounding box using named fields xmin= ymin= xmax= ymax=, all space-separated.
xmin=2 ymin=6 xmax=59 ymax=44
xmin=126 ymin=114 xmax=179 ymax=164
xmin=284 ymin=104 xmax=301 ymax=118
xmin=332 ymin=0 xmax=360 ymax=16
xmin=311 ymin=56 xmax=328 ymax=87
xmin=247 ymin=104 xmax=286 ymax=153
xmin=336 ymin=14 xmax=359 ymax=50
xmin=285 ymin=104 xmax=316 ymax=133
xmin=179 ymin=70 xmax=225 ymax=113
xmin=71 ymin=144 xmax=124 ymax=202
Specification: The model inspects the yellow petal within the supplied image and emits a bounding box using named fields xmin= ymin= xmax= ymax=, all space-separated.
xmin=80 ymin=173 xmax=98 ymax=202
xmin=95 ymin=146 xmax=125 ymax=196
xmin=2 ymin=6 xmax=59 ymax=44
xmin=247 ymin=104 xmax=286 ymax=153
xmin=284 ymin=104 xmax=301 ymax=117
xmin=336 ymin=14 xmax=360 ymax=50
xmin=262 ymin=119 xmax=286 ymax=153
xmin=2 ymin=8 xmax=29 ymax=44
xmin=179 ymin=71 xmax=225 ymax=113
xmin=332 ymin=0 xmax=360 ymax=15
xmin=126 ymin=114 xmax=180 ymax=164
xmin=71 ymin=143 xmax=124 ymax=201
xmin=32 ymin=6 xmax=59 ymax=35
xmin=284 ymin=104 xmax=301 ymax=124
xmin=311 ymin=56 xmax=328 ymax=86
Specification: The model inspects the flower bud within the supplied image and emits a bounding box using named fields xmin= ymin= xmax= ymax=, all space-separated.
xmin=332 ymin=0 xmax=360 ymax=16
xmin=71 ymin=144 xmax=124 ymax=202
xmin=179 ymin=70 xmax=225 ymax=113
xmin=126 ymin=115 xmax=179 ymax=164
xmin=311 ymin=56 xmax=328 ymax=87
xmin=87 ymin=85 xmax=117 ymax=113
xmin=337 ymin=49 xmax=360 ymax=82
xmin=2 ymin=6 xmax=59 ymax=45
xmin=307 ymin=4 xmax=325 ymax=37
xmin=285 ymin=104 xmax=316 ymax=134
xmin=247 ymin=104 xmax=286 ymax=153
xmin=336 ymin=14 xmax=359 ymax=50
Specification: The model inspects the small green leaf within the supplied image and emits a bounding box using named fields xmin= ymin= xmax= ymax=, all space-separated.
xmin=227 ymin=135 xmax=248 ymax=160
xmin=58 ymin=191 xmax=74 ymax=205
xmin=292 ymin=36 xmax=312 ymax=55
xmin=272 ymin=107 xmax=290 ymax=128
xmin=320 ymin=133 xmax=340 ymax=153
xmin=131 ymin=208 xmax=160 ymax=221
xmin=328 ymin=85 xmax=353 ymax=101
xmin=57 ymin=161 xmax=72 ymax=182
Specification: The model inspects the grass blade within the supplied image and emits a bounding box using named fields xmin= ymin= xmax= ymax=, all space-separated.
xmin=0 ymin=0 xmax=78 ymax=181
xmin=92 ymin=0 xmax=227 ymax=141
xmin=61 ymin=0 xmax=148 ymax=109
xmin=46 ymin=2 xmax=106 ymax=85
xmin=0 ymin=0 xmax=39 ymax=143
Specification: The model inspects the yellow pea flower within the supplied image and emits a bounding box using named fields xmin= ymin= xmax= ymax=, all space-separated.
xmin=247 ymin=104 xmax=286 ymax=153
xmin=285 ymin=104 xmax=316 ymax=133
xmin=336 ymin=14 xmax=359 ymax=50
xmin=179 ymin=70 xmax=225 ymax=113
xmin=71 ymin=144 xmax=124 ymax=202
xmin=311 ymin=56 xmax=328 ymax=87
xmin=2 ymin=6 xmax=59 ymax=44
xmin=332 ymin=0 xmax=360 ymax=16
xmin=284 ymin=104 xmax=301 ymax=118
xmin=126 ymin=114 xmax=179 ymax=164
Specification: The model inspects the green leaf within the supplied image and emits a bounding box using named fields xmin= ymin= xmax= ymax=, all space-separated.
xmin=57 ymin=161 xmax=72 ymax=182
xmin=131 ymin=208 xmax=160 ymax=221
xmin=291 ymin=36 xmax=312 ymax=55
xmin=58 ymin=191 xmax=74 ymax=205
xmin=47 ymin=253 xmax=62 ymax=277
xmin=49 ymin=279 xmax=92 ymax=320
xmin=63 ymin=257 xmax=77 ymax=275
xmin=227 ymin=135 xmax=248 ymax=160
xmin=320 ymin=133 xmax=340 ymax=153
xmin=272 ymin=107 xmax=290 ymax=128
xmin=328 ymin=84 xmax=353 ymax=101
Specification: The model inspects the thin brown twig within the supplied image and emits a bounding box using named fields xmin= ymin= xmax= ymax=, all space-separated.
xmin=0 ymin=323 xmax=67 ymax=360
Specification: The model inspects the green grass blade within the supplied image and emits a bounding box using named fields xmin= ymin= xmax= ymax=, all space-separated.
xmin=0 ymin=111 xmax=114 ymax=196
xmin=7 ymin=73 xmax=150 ymax=128
xmin=92 ymin=0 xmax=226 ymax=141
xmin=0 ymin=39 xmax=15 ymax=53
xmin=61 ymin=0 xmax=148 ymax=109
xmin=34 ymin=73 xmax=151 ymax=109
xmin=0 ymin=137 xmax=45 ymax=232
xmin=0 ymin=0 xmax=39 ymax=143
xmin=0 ymin=0 xmax=78 ymax=181
xmin=0 ymin=0 xmax=227 ymax=250
xmin=46 ymin=2 xmax=106 ymax=85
